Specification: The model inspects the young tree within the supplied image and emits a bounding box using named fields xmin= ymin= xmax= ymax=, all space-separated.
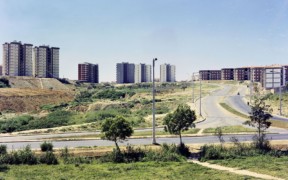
xmin=244 ymin=97 xmax=272 ymax=149
xmin=163 ymin=104 xmax=197 ymax=144
xmin=101 ymin=116 xmax=133 ymax=152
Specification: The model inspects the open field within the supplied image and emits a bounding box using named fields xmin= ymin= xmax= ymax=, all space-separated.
xmin=209 ymin=156 xmax=288 ymax=179
xmin=0 ymin=162 xmax=258 ymax=179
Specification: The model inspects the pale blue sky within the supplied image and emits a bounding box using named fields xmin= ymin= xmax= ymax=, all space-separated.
xmin=1 ymin=0 xmax=288 ymax=82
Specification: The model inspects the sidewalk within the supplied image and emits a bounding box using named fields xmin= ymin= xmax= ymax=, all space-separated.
xmin=189 ymin=159 xmax=284 ymax=180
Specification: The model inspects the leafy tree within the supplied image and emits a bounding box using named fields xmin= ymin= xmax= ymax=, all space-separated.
xmin=163 ymin=104 xmax=196 ymax=144
xmin=101 ymin=116 xmax=133 ymax=152
xmin=244 ymin=97 xmax=272 ymax=149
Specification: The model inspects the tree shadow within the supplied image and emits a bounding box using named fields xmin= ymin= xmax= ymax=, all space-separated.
xmin=0 ymin=165 xmax=9 ymax=172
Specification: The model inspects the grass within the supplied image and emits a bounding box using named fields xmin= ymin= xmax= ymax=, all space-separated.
xmin=219 ymin=103 xmax=249 ymax=119
xmin=209 ymin=155 xmax=288 ymax=179
xmin=203 ymin=125 xmax=255 ymax=134
xmin=0 ymin=162 xmax=258 ymax=179
xmin=269 ymin=119 xmax=288 ymax=129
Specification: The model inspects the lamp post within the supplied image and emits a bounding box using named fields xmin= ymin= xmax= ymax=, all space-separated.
xmin=199 ymin=75 xmax=202 ymax=116
xmin=152 ymin=58 xmax=157 ymax=144
xmin=192 ymin=73 xmax=195 ymax=103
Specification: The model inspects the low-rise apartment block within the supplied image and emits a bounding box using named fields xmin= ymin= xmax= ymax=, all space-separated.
xmin=199 ymin=70 xmax=221 ymax=80
xmin=234 ymin=67 xmax=250 ymax=81
xmin=221 ymin=68 xmax=234 ymax=80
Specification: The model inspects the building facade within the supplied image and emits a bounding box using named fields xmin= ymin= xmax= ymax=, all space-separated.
xmin=221 ymin=68 xmax=234 ymax=80
xmin=134 ymin=64 xmax=151 ymax=83
xmin=78 ymin=63 xmax=99 ymax=83
xmin=234 ymin=67 xmax=251 ymax=81
xmin=199 ymin=70 xmax=221 ymax=80
xmin=0 ymin=65 xmax=2 ymax=76
xmin=250 ymin=67 xmax=263 ymax=82
xmin=261 ymin=66 xmax=283 ymax=89
xmin=33 ymin=46 xmax=59 ymax=78
xmin=116 ymin=62 xmax=135 ymax=83
xmin=160 ymin=64 xmax=176 ymax=82
xmin=2 ymin=41 xmax=33 ymax=76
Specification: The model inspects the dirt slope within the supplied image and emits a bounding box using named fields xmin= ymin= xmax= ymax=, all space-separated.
xmin=0 ymin=88 xmax=74 ymax=112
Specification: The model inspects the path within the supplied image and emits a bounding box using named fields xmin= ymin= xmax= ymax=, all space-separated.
xmin=189 ymin=160 xmax=285 ymax=180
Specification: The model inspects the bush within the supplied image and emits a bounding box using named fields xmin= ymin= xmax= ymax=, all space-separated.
xmin=39 ymin=152 xmax=58 ymax=165
xmin=0 ymin=145 xmax=7 ymax=155
xmin=0 ymin=145 xmax=38 ymax=165
xmin=40 ymin=142 xmax=53 ymax=152
xmin=0 ymin=78 xmax=10 ymax=88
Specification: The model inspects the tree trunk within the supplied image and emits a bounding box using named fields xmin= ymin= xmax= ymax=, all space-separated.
xmin=115 ymin=141 xmax=120 ymax=153
xmin=179 ymin=132 xmax=182 ymax=145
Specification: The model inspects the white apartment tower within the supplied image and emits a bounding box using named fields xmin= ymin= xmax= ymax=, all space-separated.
xmin=33 ymin=46 xmax=59 ymax=78
xmin=2 ymin=41 xmax=33 ymax=76
xmin=134 ymin=64 xmax=151 ymax=83
xmin=160 ymin=63 xmax=176 ymax=82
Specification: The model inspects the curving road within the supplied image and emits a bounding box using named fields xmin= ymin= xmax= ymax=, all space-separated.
xmin=225 ymin=85 xmax=288 ymax=122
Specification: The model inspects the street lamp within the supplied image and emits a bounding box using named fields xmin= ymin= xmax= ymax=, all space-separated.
xmin=152 ymin=58 xmax=157 ymax=144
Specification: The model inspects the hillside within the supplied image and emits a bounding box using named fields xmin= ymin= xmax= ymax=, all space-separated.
xmin=0 ymin=88 xmax=74 ymax=113
xmin=6 ymin=76 xmax=71 ymax=90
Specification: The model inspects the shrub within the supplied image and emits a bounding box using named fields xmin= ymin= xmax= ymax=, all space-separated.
xmin=40 ymin=141 xmax=53 ymax=152
xmin=0 ymin=145 xmax=7 ymax=155
xmin=0 ymin=145 xmax=38 ymax=165
xmin=39 ymin=152 xmax=58 ymax=165
xmin=0 ymin=78 xmax=10 ymax=88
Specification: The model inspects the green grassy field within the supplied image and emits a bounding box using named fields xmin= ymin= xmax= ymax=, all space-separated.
xmin=209 ymin=155 xmax=288 ymax=179
xmin=0 ymin=162 xmax=258 ymax=180
xmin=203 ymin=125 xmax=255 ymax=134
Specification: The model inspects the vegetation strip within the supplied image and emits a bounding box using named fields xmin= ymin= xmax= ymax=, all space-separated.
xmin=190 ymin=160 xmax=284 ymax=180
xmin=219 ymin=102 xmax=249 ymax=119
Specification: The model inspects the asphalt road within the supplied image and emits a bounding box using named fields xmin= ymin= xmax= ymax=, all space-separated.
xmin=1 ymin=134 xmax=288 ymax=150
xmin=225 ymin=85 xmax=288 ymax=122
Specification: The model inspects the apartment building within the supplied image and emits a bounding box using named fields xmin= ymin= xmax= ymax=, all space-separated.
xmin=250 ymin=67 xmax=263 ymax=82
xmin=116 ymin=62 xmax=135 ymax=83
xmin=33 ymin=46 xmax=59 ymax=78
xmin=2 ymin=41 xmax=33 ymax=76
xmin=78 ymin=63 xmax=99 ymax=83
xmin=221 ymin=68 xmax=234 ymax=80
xmin=261 ymin=66 xmax=283 ymax=89
xmin=134 ymin=64 xmax=151 ymax=83
xmin=199 ymin=70 xmax=221 ymax=80
xmin=234 ymin=67 xmax=251 ymax=81
xmin=160 ymin=64 xmax=176 ymax=82
xmin=0 ymin=65 xmax=2 ymax=76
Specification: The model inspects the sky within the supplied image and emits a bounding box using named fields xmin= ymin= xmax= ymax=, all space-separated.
xmin=1 ymin=0 xmax=288 ymax=82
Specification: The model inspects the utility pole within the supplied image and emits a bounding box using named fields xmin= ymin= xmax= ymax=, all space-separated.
xmin=199 ymin=74 xmax=202 ymax=116
xmin=152 ymin=58 xmax=157 ymax=144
